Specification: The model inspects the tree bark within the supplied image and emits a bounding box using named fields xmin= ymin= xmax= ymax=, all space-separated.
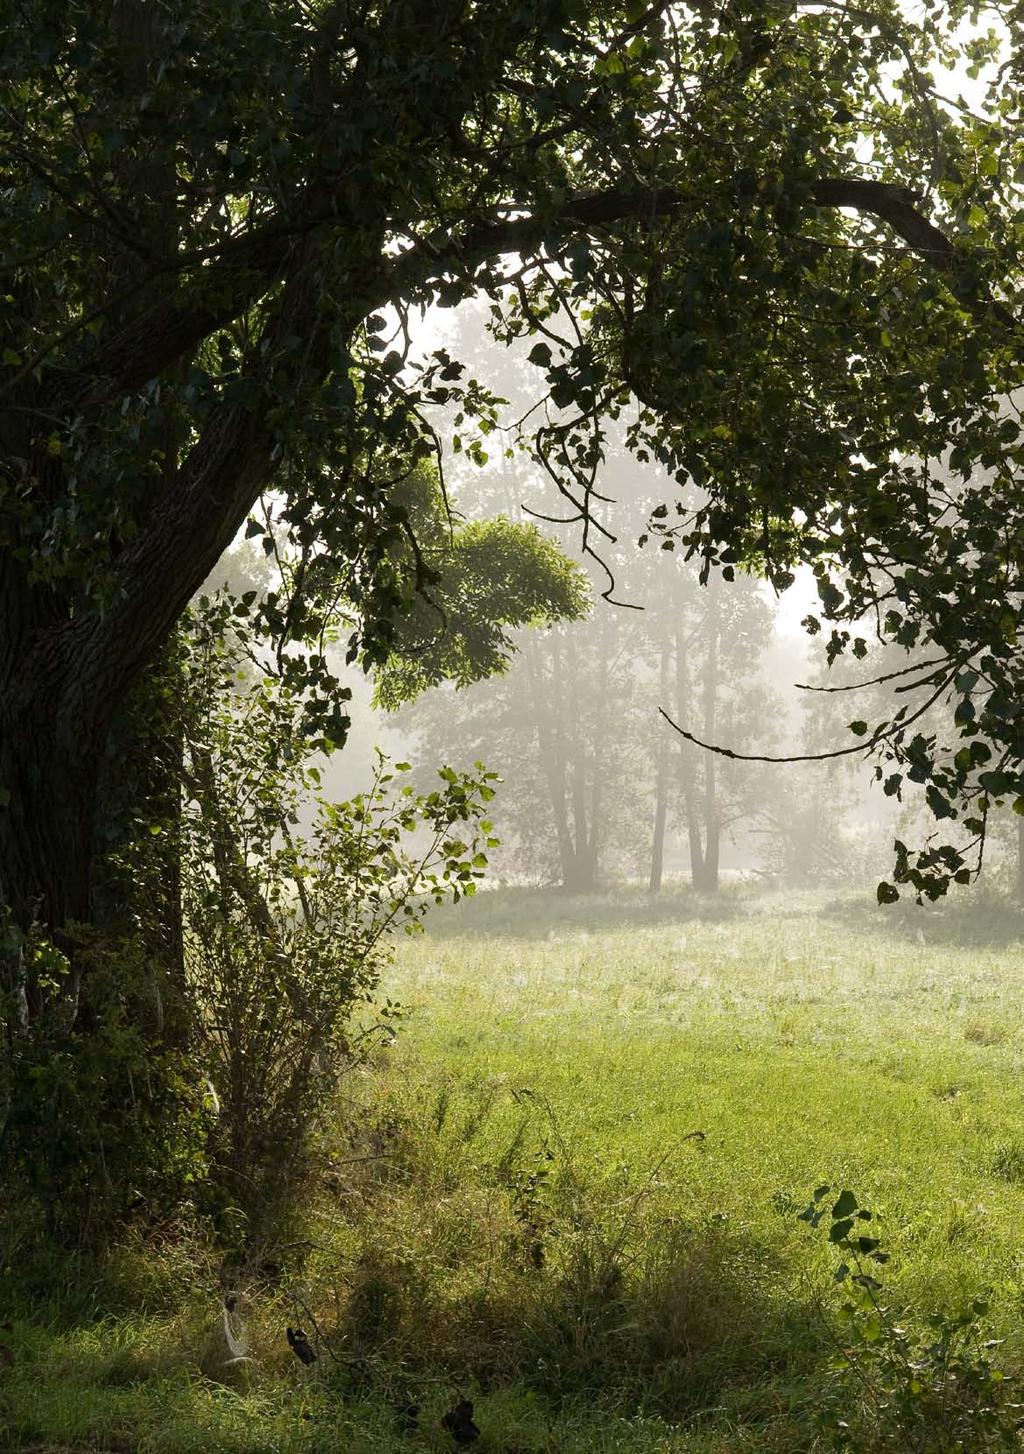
xmin=1 ymin=242 xmax=374 ymax=1003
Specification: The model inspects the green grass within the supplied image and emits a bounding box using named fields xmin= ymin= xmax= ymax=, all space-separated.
xmin=4 ymin=886 xmax=1024 ymax=1453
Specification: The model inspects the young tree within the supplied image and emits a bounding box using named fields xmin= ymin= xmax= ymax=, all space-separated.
xmin=4 ymin=0 xmax=1024 ymax=993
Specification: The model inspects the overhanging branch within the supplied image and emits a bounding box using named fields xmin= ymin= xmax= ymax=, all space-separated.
xmin=55 ymin=173 xmax=1004 ymax=413
xmin=385 ymin=175 xmax=1011 ymax=327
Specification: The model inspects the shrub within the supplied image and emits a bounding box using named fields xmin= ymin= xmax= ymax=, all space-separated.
xmin=181 ymin=612 xmax=498 ymax=1247
xmin=0 ymin=919 xmax=206 ymax=1242
xmin=799 ymin=1185 xmax=1023 ymax=1451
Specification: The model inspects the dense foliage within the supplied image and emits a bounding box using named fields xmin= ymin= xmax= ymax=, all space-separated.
xmin=4 ymin=0 xmax=1024 ymax=952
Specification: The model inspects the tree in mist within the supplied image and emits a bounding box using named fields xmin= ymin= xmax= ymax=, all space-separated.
xmin=396 ymin=605 xmax=649 ymax=891
xmin=645 ymin=568 xmax=780 ymax=893
xmin=399 ymin=559 xmax=783 ymax=893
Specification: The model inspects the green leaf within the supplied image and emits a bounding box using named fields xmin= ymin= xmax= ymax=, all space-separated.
xmin=852 ymin=1273 xmax=882 ymax=1291
xmin=832 ymin=1189 xmax=858 ymax=1218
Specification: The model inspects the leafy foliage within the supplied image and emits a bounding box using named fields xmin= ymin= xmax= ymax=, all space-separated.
xmin=6 ymin=0 xmax=1024 ymax=936
xmin=369 ymin=466 xmax=590 ymax=707
xmin=181 ymin=602 xmax=499 ymax=1240
xmin=800 ymin=1185 xmax=1022 ymax=1452
xmin=0 ymin=916 xmax=207 ymax=1238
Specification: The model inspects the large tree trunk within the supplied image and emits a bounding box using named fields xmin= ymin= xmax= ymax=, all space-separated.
xmin=0 ymin=560 xmax=189 ymax=1022
xmin=94 ymin=650 xmax=187 ymax=1003
xmin=0 ymin=698 xmax=99 ymax=1006
xmin=0 ymin=558 xmax=105 ymax=1012
xmin=1 ymin=276 xmax=371 ymax=1007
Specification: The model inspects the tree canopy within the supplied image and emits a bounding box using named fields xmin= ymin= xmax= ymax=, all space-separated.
xmin=4 ymin=0 xmax=1024 ymax=943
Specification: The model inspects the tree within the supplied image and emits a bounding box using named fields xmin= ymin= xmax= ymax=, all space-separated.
xmin=398 ymin=555 xmax=784 ymax=893
xmin=396 ymin=603 xmax=652 ymax=890
xmin=371 ymin=467 xmax=589 ymax=704
xmin=648 ymin=568 xmax=781 ymax=893
xmin=4 ymin=0 xmax=1024 ymax=1001
xmin=179 ymin=602 xmax=501 ymax=1240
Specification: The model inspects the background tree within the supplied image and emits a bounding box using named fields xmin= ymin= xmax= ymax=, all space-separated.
xmin=398 ymin=556 xmax=784 ymax=893
xmin=395 ymin=607 xmax=648 ymax=891
xmin=641 ymin=562 xmax=781 ymax=894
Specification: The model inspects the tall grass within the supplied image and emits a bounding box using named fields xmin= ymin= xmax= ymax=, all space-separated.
xmin=4 ymin=885 xmax=1023 ymax=1453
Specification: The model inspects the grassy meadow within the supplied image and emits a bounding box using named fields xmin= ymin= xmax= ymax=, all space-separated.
xmin=4 ymin=886 xmax=1024 ymax=1452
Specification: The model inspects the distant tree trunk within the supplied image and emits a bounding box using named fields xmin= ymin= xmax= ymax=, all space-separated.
xmin=649 ymin=766 xmax=668 ymax=894
xmin=673 ymin=617 xmax=705 ymax=889
xmin=1017 ymin=816 xmax=1024 ymax=905
xmin=582 ymin=770 xmax=601 ymax=891
xmin=649 ymin=632 xmax=670 ymax=894
xmin=579 ymin=620 xmax=612 ymax=893
xmin=673 ymin=611 xmax=719 ymax=893
xmin=525 ymin=634 xmax=588 ymax=890
xmin=690 ymin=611 xmax=721 ymax=893
xmin=525 ymin=640 xmax=571 ymax=879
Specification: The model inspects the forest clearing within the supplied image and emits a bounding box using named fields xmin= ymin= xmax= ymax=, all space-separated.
xmin=4 ymin=887 xmax=1024 ymax=1453
xmin=8 ymin=3 xmax=1024 ymax=1450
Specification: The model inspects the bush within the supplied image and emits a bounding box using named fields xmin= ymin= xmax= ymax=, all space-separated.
xmin=0 ymin=919 xmax=206 ymax=1242
xmin=181 ymin=611 xmax=498 ymax=1247
xmin=799 ymin=1185 xmax=1023 ymax=1452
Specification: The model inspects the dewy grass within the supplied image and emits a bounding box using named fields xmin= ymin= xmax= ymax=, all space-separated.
xmin=3 ymin=886 xmax=1024 ymax=1453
